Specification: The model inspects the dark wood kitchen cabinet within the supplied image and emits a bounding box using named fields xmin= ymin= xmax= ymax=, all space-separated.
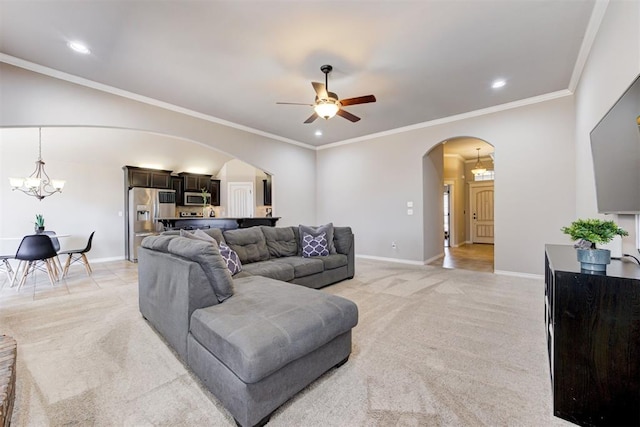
xmin=124 ymin=166 xmax=172 ymax=189
xmin=171 ymin=176 xmax=184 ymax=205
xmin=178 ymin=172 xmax=212 ymax=193
xmin=210 ymin=179 xmax=220 ymax=206
xmin=545 ymin=245 xmax=640 ymax=427
xmin=263 ymin=176 xmax=272 ymax=206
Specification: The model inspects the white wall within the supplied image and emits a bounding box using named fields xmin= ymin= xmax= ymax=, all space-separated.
xmin=574 ymin=0 xmax=640 ymax=254
xmin=0 ymin=63 xmax=318 ymax=260
xmin=0 ymin=127 xmax=236 ymax=258
xmin=317 ymin=96 xmax=577 ymax=275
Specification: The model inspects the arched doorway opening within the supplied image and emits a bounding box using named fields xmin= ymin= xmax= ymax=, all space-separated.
xmin=424 ymin=137 xmax=495 ymax=272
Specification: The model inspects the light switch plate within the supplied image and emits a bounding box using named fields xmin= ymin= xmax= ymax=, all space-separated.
xmin=407 ymin=201 xmax=414 ymax=208
xmin=407 ymin=209 xmax=414 ymax=215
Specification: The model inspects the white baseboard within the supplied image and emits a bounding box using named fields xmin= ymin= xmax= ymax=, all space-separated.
xmin=356 ymin=254 xmax=426 ymax=266
xmin=494 ymin=269 xmax=543 ymax=280
xmin=424 ymin=253 xmax=445 ymax=264
xmin=88 ymin=256 xmax=127 ymax=264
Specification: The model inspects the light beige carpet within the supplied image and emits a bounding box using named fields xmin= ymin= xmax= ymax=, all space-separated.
xmin=0 ymin=259 xmax=572 ymax=426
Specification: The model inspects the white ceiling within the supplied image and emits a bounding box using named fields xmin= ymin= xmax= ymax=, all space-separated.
xmin=0 ymin=1 xmax=595 ymax=150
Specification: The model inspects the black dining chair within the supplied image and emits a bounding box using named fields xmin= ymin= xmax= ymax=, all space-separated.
xmin=42 ymin=230 xmax=64 ymax=279
xmin=14 ymin=234 xmax=59 ymax=289
xmin=60 ymin=231 xmax=95 ymax=277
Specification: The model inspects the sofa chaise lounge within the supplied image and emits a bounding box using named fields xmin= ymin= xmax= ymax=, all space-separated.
xmin=138 ymin=225 xmax=358 ymax=427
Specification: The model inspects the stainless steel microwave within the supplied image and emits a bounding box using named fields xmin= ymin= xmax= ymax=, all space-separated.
xmin=184 ymin=192 xmax=211 ymax=206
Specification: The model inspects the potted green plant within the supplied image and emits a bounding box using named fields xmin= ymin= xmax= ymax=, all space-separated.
xmin=561 ymin=218 xmax=628 ymax=271
xmin=35 ymin=214 xmax=45 ymax=233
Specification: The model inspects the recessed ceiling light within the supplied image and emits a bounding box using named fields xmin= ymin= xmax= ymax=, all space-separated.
xmin=315 ymin=130 xmax=322 ymax=137
xmin=492 ymin=79 xmax=506 ymax=89
xmin=67 ymin=41 xmax=91 ymax=55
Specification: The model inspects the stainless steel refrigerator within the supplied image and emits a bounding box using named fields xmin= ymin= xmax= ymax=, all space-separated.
xmin=128 ymin=187 xmax=176 ymax=261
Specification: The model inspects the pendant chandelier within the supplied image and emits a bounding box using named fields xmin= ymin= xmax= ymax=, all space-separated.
xmin=471 ymin=148 xmax=487 ymax=176
xmin=9 ymin=128 xmax=65 ymax=201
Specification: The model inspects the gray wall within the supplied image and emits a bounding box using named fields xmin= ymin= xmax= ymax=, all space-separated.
xmin=574 ymin=0 xmax=640 ymax=254
xmin=0 ymin=63 xmax=317 ymax=259
xmin=423 ymin=144 xmax=444 ymax=262
xmin=2 ymin=0 xmax=638 ymax=274
xmin=317 ymin=96 xmax=577 ymax=275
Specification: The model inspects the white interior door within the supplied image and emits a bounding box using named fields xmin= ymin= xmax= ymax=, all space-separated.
xmin=470 ymin=182 xmax=494 ymax=244
xmin=227 ymin=182 xmax=254 ymax=218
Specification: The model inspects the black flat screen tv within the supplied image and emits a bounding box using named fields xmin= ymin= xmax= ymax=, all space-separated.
xmin=590 ymin=73 xmax=640 ymax=214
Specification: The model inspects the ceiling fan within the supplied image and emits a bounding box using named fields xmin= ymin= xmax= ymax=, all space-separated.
xmin=277 ymin=64 xmax=376 ymax=124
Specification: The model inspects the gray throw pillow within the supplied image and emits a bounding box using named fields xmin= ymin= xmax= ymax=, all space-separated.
xmin=299 ymin=223 xmax=336 ymax=254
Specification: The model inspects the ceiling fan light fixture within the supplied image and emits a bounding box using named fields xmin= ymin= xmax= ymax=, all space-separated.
xmin=314 ymin=101 xmax=339 ymax=120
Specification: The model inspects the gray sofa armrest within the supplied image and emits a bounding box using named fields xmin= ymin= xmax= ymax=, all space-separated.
xmin=333 ymin=227 xmax=355 ymax=278
xmin=138 ymin=247 xmax=219 ymax=361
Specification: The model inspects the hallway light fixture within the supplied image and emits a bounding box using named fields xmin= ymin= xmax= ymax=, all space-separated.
xmin=9 ymin=128 xmax=65 ymax=201
xmin=471 ymin=148 xmax=487 ymax=175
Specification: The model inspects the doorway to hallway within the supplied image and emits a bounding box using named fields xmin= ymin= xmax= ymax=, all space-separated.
xmin=429 ymin=243 xmax=494 ymax=273
xmin=444 ymin=184 xmax=451 ymax=247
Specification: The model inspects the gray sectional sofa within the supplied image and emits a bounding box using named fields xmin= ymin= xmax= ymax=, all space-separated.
xmin=138 ymin=225 xmax=358 ymax=427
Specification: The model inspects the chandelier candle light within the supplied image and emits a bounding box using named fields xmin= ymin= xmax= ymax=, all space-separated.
xmin=9 ymin=128 xmax=65 ymax=200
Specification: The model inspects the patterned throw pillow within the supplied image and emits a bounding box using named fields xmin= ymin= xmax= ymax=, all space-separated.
xmin=302 ymin=232 xmax=329 ymax=257
xmin=219 ymin=242 xmax=242 ymax=275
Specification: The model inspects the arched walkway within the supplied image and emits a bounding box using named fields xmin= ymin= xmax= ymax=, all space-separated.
xmin=424 ymin=137 xmax=495 ymax=272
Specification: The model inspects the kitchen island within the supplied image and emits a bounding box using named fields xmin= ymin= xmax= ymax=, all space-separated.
xmin=157 ymin=217 xmax=279 ymax=231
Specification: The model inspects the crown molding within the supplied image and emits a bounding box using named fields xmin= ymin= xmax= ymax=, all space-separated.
xmin=317 ymin=89 xmax=573 ymax=151
xmin=568 ymin=0 xmax=609 ymax=92
xmin=0 ymin=54 xmax=315 ymax=151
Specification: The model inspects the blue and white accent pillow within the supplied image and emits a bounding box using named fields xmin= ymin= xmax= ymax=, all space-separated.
xmin=219 ymin=242 xmax=242 ymax=275
xmin=302 ymin=232 xmax=329 ymax=257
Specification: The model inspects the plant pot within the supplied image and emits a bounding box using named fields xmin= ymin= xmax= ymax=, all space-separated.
xmin=577 ymin=248 xmax=611 ymax=272
xmin=35 ymin=226 xmax=45 ymax=234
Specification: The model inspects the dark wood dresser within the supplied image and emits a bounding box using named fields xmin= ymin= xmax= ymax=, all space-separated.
xmin=545 ymin=244 xmax=640 ymax=426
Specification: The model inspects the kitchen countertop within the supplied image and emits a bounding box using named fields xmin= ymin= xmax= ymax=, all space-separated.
xmin=156 ymin=217 xmax=279 ymax=220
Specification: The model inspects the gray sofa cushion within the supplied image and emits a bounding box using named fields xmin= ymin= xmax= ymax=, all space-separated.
xmin=141 ymin=234 xmax=177 ymax=252
xmin=180 ymin=228 xmax=215 ymax=243
xmin=320 ymin=254 xmax=348 ymax=270
xmin=189 ymin=275 xmax=359 ymax=384
xmin=166 ymin=228 xmax=225 ymax=244
xmin=333 ymin=226 xmax=353 ymax=254
xmin=272 ymin=257 xmax=324 ymax=278
xmin=261 ymin=226 xmax=298 ymax=257
xmin=201 ymin=227 xmax=226 ymax=244
xmin=166 ymin=237 xmax=234 ymax=302
xmin=240 ymin=260 xmax=295 ymax=282
xmin=299 ymin=223 xmax=337 ymax=254
xmin=223 ymin=227 xmax=270 ymax=264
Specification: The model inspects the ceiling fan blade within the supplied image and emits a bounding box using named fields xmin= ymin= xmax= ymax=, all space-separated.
xmin=304 ymin=112 xmax=319 ymax=124
xmin=312 ymin=82 xmax=328 ymax=99
xmin=276 ymin=102 xmax=314 ymax=106
xmin=339 ymin=95 xmax=377 ymax=106
xmin=337 ymin=109 xmax=361 ymax=122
